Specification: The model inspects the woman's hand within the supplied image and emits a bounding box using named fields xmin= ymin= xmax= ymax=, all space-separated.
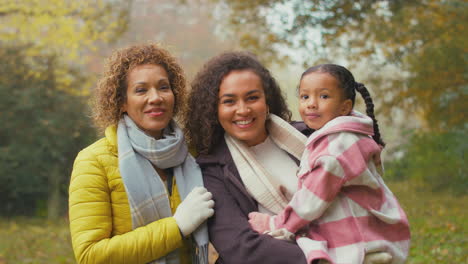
xmin=248 ymin=212 xmax=272 ymax=234
xmin=173 ymin=187 xmax=214 ymax=236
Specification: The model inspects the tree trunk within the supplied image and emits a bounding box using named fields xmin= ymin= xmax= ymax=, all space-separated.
xmin=47 ymin=166 xmax=61 ymax=220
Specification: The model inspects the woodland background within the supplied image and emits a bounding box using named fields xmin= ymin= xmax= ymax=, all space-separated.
xmin=0 ymin=0 xmax=466 ymax=263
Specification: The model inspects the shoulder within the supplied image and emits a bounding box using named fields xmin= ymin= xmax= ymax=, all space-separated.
xmin=75 ymin=136 xmax=115 ymax=164
xmin=290 ymin=120 xmax=314 ymax=137
xmin=196 ymin=138 xmax=231 ymax=167
xmin=308 ymin=129 xmax=375 ymax=152
xmin=328 ymin=131 xmax=378 ymax=152
xmin=306 ymin=131 xmax=381 ymax=173
xmin=71 ymin=132 xmax=118 ymax=186
xmin=75 ymin=125 xmax=117 ymax=162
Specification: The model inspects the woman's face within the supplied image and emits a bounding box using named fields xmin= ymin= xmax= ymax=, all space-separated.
xmin=217 ymin=70 xmax=268 ymax=146
xmin=122 ymin=64 xmax=175 ymax=139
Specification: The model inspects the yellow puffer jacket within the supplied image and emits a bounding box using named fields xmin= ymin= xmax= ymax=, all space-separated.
xmin=69 ymin=126 xmax=191 ymax=264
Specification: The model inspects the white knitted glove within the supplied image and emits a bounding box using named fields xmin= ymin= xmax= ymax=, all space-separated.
xmin=173 ymin=187 xmax=214 ymax=237
xmin=363 ymin=252 xmax=393 ymax=264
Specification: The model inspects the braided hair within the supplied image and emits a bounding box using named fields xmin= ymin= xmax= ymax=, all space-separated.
xmin=301 ymin=64 xmax=385 ymax=147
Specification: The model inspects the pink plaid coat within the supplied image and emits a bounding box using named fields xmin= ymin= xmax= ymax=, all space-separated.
xmin=270 ymin=112 xmax=410 ymax=264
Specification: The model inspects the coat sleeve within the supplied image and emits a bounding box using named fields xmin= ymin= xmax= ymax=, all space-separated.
xmin=202 ymin=164 xmax=307 ymax=264
xmin=68 ymin=148 xmax=184 ymax=264
xmin=272 ymin=154 xmax=346 ymax=233
xmin=273 ymin=135 xmax=379 ymax=233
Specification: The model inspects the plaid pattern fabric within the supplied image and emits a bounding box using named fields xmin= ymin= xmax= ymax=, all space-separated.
xmin=270 ymin=111 xmax=410 ymax=264
xmin=118 ymin=115 xmax=208 ymax=264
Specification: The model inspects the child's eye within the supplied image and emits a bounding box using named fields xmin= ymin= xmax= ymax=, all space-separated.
xmin=320 ymin=94 xmax=329 ymax=99
xmin=300 ymin=95 xmax=309 ymax=100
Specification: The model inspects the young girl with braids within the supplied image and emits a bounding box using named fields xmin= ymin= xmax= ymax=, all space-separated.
xmin=248 ymin=64 xmax=410 ymax=264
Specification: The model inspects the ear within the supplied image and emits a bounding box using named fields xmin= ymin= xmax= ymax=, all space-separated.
xmin=121 ymin=102 xmax=127 ymax=113
xmin=341 ymin=99 xmax=353 ymax=115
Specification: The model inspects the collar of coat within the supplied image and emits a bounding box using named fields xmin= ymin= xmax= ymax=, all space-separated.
xmin=105 ymin=125 xmax=118 ymax=155
xmin=196 ymin=121 xmax=313 ymax=167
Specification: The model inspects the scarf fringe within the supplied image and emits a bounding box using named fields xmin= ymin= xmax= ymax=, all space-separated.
xmin=192 ymin=243 xmax=209 ymax=264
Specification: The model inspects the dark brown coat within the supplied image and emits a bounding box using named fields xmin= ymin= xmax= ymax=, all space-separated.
xmin=196 ymin=122 xmax=312 ymax=264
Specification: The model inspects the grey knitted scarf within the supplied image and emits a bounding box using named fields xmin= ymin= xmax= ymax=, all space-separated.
xmin=117 ymin=115 xmax=209 ymax=264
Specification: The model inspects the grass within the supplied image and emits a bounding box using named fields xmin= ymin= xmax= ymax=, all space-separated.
xmin=0 ymin=217 xmax=74 ymax=264
xmin=387 ymin=181 xmax=467 ymax=263
xmin=0 ymin=180 xmax=466 ymax=263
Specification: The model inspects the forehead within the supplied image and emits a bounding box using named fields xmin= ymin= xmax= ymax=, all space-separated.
xmin=300 ymin=72 xmax=340 ymax=90
xmin=219 ymin=70 xmax=263 ymax=94
xmin=127 ymin=64 xmax=168 ymax=80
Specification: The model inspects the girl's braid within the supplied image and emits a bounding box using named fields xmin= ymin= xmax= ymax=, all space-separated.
xmin=355 ymin=82 xmax=386 ymax=147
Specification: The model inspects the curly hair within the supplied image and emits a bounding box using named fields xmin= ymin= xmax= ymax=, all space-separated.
xmin=92 ymin=43 xmax=186 ymax=130
xmin=184 ymin=51 xmax=291 ymax=155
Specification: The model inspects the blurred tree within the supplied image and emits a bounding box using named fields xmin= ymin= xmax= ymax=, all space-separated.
xmin=385 ymin=127 xmax=467 ymax=195
xmin=106 ymin=0 xmax=234 ymax=80
xmin=203 ymin=0 xmax=468 ymax=131
xmin=0 ymin=0 xmax=131 ymax=93
xmin=0 ymin=45 xmax=96 ymax=218
xmin=0 ymin=0 xmax=131 ymax=218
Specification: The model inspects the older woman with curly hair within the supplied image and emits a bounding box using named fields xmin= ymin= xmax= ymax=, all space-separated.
xmin=69 ymin=43 xmax=214 ymax=264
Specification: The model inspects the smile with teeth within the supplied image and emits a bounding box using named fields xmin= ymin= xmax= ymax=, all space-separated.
xmin=234 ymin=119 xmax=253 ymax=126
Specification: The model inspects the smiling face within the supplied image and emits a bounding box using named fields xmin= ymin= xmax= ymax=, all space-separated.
xmin=298 ymin=72 xmax=352 ymax=130
xmin=217 ymin=70 xmax=268 ymax=146
xmin=122 ymin=64 xmax=175 ymax=139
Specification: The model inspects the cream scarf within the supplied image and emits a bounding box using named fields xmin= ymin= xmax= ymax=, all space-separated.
xmin=224 ymin=114 xmax=307 ymax=214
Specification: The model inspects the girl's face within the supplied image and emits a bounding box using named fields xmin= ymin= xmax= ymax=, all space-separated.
xmin=217 ymin=70 xmax=269 ymax=146
xmin=298 ymin=72 xmax=352 ymax=130
xmin=122 ymin=64 xmax=175 ymax=139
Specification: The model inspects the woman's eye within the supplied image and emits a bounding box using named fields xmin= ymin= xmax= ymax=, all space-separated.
xmin=247 ymin=96 xmax=259 ymax=101
xmin=135 ymin=87 xmax=146 ymax=93
xmin=159 ymin=84 xmax=171 ymax=91
xmin=221 ymin=99 xmax=234 ymax=104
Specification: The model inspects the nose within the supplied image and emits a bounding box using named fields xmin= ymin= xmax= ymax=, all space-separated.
xmin=307 ymin=97 xmax=317 ymax=109
xmin=148 ymin=88 xmax=163 ymax=104
xmin=236 ymin=101 xmax=251 ymax=115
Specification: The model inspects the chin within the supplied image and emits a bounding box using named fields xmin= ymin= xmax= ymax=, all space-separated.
xmin=232 ymin=133 xmax=253 ymax=143
xmin=235 ymin=135 xmax=254 ymax=142
xmin=305 ymin=123 xmax=320 ymax=130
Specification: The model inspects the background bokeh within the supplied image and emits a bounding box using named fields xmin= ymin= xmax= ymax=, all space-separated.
xmin=0 ymin=0 xmax=466 ymax=263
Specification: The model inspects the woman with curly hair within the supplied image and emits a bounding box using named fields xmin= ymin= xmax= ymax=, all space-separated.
xmin=184 ymin=52 xmax=393 ymax=264
xmin=69 ymin=43 xmax=214 ymax=264
xmin=184 ymin=51 xmax=311 ymax=264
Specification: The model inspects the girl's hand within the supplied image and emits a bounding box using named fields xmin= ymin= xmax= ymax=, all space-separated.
xmin=248 ymin=212 xmax=271 ymax=234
